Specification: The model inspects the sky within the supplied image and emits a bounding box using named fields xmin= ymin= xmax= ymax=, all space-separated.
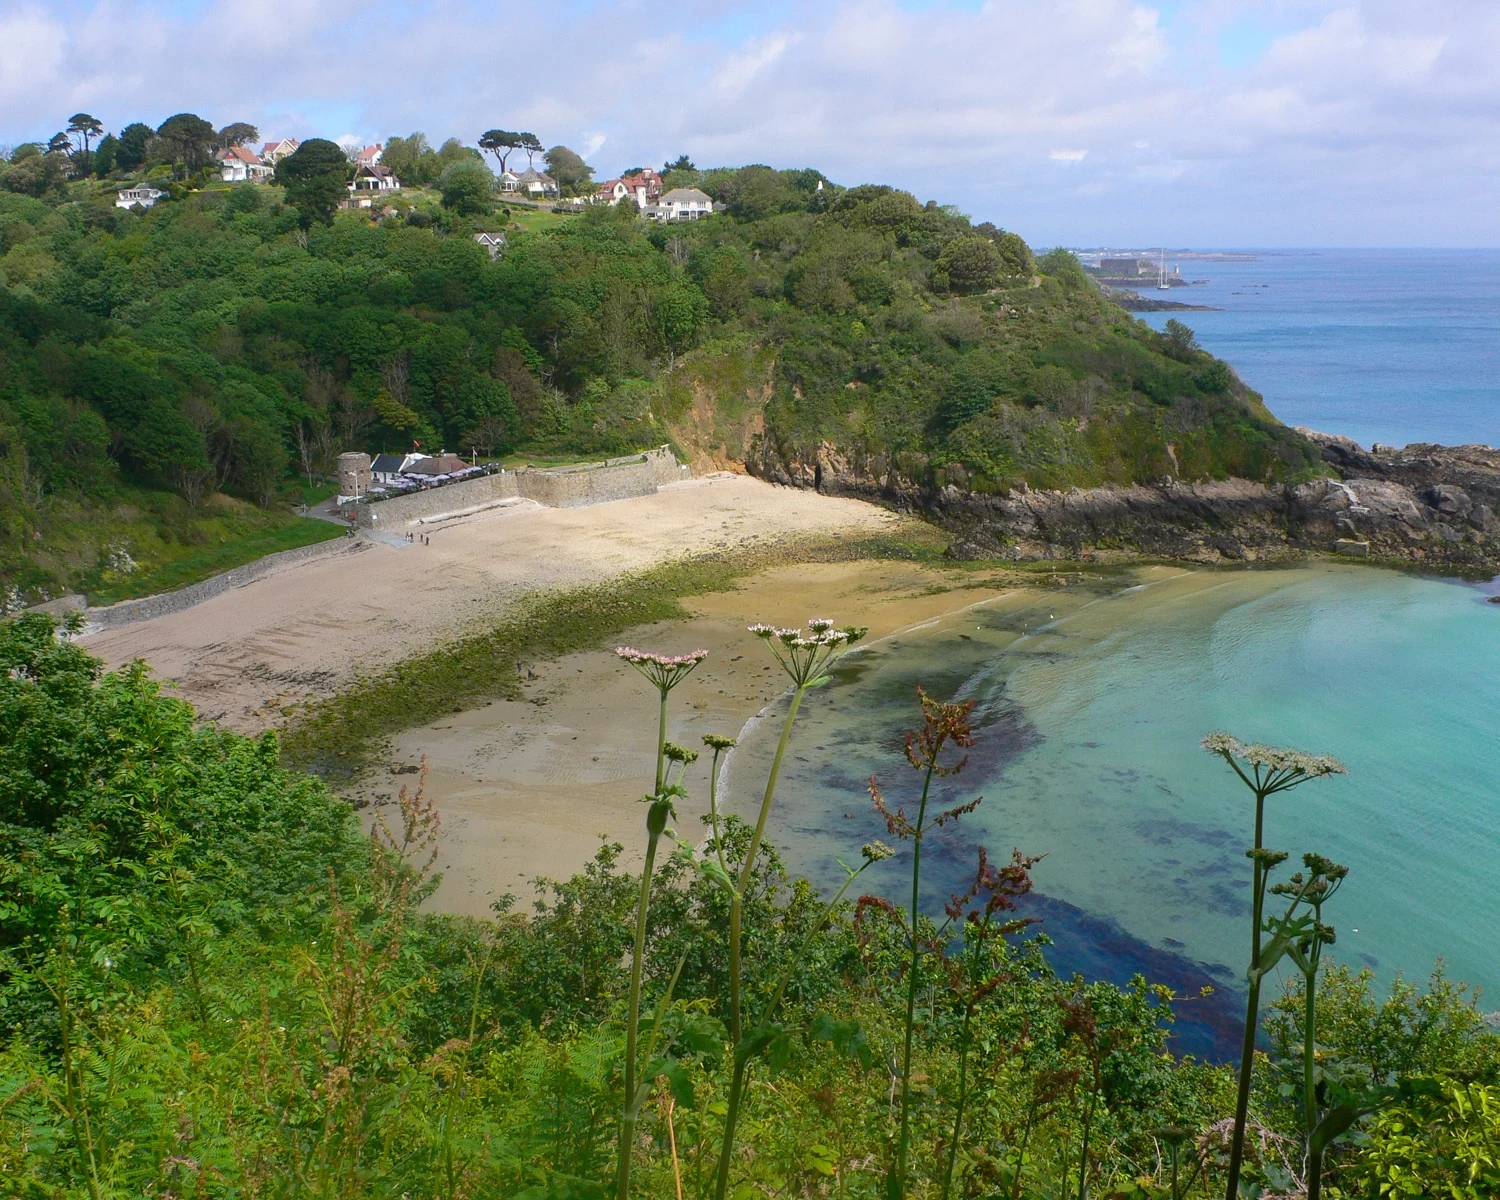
xmin=1 ymin=0 xmax=1497 ymax=247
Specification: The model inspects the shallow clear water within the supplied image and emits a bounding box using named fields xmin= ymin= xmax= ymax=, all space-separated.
xmin=724 ymin=565 xmax=1500 ymax=1057
xmin=1134 ymin=249 xmax=1500 ymax=449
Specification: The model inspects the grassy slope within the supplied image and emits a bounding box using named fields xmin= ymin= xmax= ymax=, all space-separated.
xmin=26 ymin=483 xmax=343 ymax=606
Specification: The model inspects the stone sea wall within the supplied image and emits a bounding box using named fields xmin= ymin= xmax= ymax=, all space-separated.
xmin=84 ymin=536 xmax=365 ymax=634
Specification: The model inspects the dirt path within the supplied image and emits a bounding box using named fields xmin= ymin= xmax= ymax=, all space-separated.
xmin=81 ymin=475 xmax=897 ymax=731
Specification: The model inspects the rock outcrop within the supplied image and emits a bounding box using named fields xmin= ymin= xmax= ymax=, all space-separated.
xmin=749 ymin=431 xmax=1500 ymax=574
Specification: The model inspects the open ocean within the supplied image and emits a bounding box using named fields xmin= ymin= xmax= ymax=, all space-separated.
xmin=1133 ymin=248 xmax=1500 ymax=449
xmin=726 ymin=252 xmax=1500 ymax=1058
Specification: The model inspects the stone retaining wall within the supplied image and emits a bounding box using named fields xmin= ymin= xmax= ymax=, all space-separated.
xmin=354 ymin=472 xmax=520 ymax=528
xmin=350 ymin=447 xmax=686 ymax=526
xmin=83 ymin=535 xmax=363 ymax=633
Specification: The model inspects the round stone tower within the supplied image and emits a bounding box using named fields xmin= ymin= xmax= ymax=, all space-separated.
xmin=338 ymin=452 xmax=372 ymax=498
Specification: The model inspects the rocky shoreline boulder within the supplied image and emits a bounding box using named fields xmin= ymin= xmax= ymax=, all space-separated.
xmin=749 ymin=431 xmax=1500 ymax=574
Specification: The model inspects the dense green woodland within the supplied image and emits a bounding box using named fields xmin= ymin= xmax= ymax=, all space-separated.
xmin=2 ymin=615 xmax=1499 ymax=1198
xmin=1 ymin=161 xmax=1319 ymax=604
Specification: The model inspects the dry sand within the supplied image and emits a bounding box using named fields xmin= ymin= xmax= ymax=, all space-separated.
xmin=361 ymin=559 xmax=1059 ymax=918
xmin=81 ymin=474 xmax=896 ymax=730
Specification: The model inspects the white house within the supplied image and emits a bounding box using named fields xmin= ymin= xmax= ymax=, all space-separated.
xmin=497 ymin=170 xmax=521 ymax=193
xmin=370 ymin=452 xmax=431 ymax=484
xmin=596 ymin=168 xmax=664 ymax=209
xmin=513 ymin=167 xmax=559 ymax=198
xmin=354 ymin=144 xmax=383 ymax=168
xmin=261 ymin=138 xmax=300 ymax=164
xmin=116 ymin=185 xmax=166 ymax=210
xmin=217 ymin=145 xmax=272 ymax=183
xmin=344 ymin=164 xmax=401 ymax=209
xmin=653 ymin=187 xmax=714 ymax=221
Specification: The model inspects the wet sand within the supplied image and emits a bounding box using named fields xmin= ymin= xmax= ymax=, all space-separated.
xmin=355 ymin=559 xmax=1078 ymax=916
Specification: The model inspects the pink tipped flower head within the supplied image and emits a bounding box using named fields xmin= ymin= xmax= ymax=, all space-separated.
xmin=747 ymin=617 xmax=868 ymax=688
xmin=615 ymin=646 xmax=708 ymax=694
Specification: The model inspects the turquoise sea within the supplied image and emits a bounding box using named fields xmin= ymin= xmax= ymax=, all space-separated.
xmin=727 ymin=253 xmax=1500 ymax=1058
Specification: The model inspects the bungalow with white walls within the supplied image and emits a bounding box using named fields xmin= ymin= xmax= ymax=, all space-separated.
xmin=116 ymin=185 xmax=166 ymax=210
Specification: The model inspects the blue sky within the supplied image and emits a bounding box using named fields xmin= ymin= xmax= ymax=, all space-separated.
xmin=2 ymin=0 xmax=1496 ymax=246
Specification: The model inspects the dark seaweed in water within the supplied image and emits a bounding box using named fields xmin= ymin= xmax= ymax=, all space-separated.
xmin=764 ymin=660 xmax=1248 ymax=1062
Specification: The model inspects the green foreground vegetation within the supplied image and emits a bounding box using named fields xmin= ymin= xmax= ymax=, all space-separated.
xmin=4 ymin=126 xmax=1324 ymax=606
xmin=4 ymin=612 xmax=1498 ymax=1199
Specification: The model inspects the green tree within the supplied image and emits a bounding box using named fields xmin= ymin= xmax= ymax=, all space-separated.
xmin=479 ymin=129 xmax=523 ymax=174
xmin=438 ymin=159 xmax=495 ymax=216
xmin=92 ymin=133 xmax=117 ymax=177
xmin=519 ymin=132 xmax=544 ymax=169
xmin=154 ymin=113 xmax=215 ymax=177
xmin=65 ymin=113 xmax=103 ymax=174
xmin=545 ymin=146 xmax=593 ymax=197
xmin=0 ymin=152 xmax=67 ymax=198
xmin=115 ymin=122 xmax=153 ymax=171
xmin=937 ymin=235 xmax=1003 ymax=294
xmin=275 ymin=138 xmax=351 ymax=226
xmin=381 ymin=133 xmax=430 ymax=183
xmin=1163 ymin=319 xmax=1199 ymax=361
xmin=663 ymin=154 xmax=695 ymax=174
xmin=215 ymin=122 xmax=260 ymax=150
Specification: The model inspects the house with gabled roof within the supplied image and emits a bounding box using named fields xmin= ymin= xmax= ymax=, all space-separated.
xmin=217 ymin=145 xmax=272 ymax=183
xmin=473 ymin=231 xmax=507 ymax=259
xmin=513 ymin=167 xmax=558 ymax=198
xmin=261 ymin=138 xmax=300 ymax=164
xmin=596 ymin=168 xmax=664 ymax=209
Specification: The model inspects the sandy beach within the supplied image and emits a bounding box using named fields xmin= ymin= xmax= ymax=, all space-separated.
xmin=80 ymin=474 xmax=896 ymax=731
xmin=81 ymin=468 xmax=1075 ymax=918
xmin=360 ymin=558 xmax=1068 ymax=917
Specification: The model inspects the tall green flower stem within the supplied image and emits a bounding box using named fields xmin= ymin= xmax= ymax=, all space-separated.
xmin=613 ymin=646 xmax=706 ymax=1200
xmin=1202 ymin=734 xmax=1346 ymax=1200
xmin=710 ymin=619 xmax=864 ymax=1200
xmin=872 ymin=688 xmax=983 ymax=1200
xmin=707 ymin=839 xmax=891 ymax=1200
xmin=1270 ymin=854 xmax=1347 ymax=1200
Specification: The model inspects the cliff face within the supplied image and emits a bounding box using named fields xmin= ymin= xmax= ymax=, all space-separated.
xmin=748 ymin=432 xmax=1500 ymax=574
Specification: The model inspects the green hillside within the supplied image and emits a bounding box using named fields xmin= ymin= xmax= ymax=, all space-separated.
xmin=0 ymin=162 xmax=1320 ymax=605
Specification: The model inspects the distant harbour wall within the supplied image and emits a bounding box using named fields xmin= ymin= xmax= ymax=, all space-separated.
xmin=349 ymin=447 xmax=686 ymax=526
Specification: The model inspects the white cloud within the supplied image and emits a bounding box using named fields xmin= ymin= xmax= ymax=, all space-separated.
xmin=1 ymin=0 xmax=1498 ymax=244
xmin=0 ymin=5 xmax=65 ymax=108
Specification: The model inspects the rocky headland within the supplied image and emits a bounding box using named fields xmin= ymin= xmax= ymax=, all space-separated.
xmin=751 ymin=432 xmax=1500 ymax=575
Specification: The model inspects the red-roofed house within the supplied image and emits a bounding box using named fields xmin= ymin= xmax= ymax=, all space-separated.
xmin=354 ymin=144 xmax=383 ymax=168
xmin=596 ymin=168 xmax=664 ymax=209
xmin=217 ymin=145 xmax=272 ymax=183
xmin=261 ymin=138 xmax=300 ymax=164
